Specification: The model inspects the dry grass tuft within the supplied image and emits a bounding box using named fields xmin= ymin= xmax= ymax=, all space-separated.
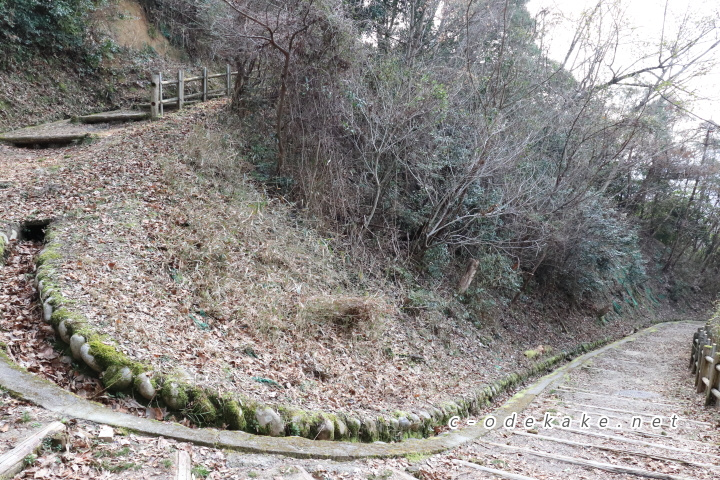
xmin=299 ymin=295 xmax=388 ymax=336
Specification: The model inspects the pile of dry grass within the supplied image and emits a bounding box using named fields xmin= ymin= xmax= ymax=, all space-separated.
xmin=298 ymin=295 xmax=389 ymax=338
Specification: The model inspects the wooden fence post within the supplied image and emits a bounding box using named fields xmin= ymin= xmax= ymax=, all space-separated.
xmin=697 ymin=343 xmax=709 ymax=393
xmin=690 ymin=330 xmax=700 ymax=371
xmin=705 ymin=350 xmax=719 ymax=406
xmin=178 ymin=70 xmax=184 ymax=110
xmin=202 ymin=67 xmax=208 ymax=102
xmin=150 ymin=74 xmax=160 ymax=120
xmin=158 ymin=72 xmax=164 ymax=117
xmin=226 ymin=64 xmax=231 ymax=97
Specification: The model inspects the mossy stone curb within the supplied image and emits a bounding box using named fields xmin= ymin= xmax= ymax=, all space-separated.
xmin=0 ymin=321 xmax=699 ymax=459
xmin=21 ymin=221 xmax=675 ymax=444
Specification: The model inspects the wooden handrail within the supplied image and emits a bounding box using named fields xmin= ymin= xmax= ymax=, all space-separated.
xmin=150 ymin=65 xmax=238 ymax=119
xmin=690 ymin=326 xmax=719 ymax=407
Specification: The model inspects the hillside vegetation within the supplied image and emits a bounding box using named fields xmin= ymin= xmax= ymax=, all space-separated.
xmin=0 ymin=0 xmax=718 ymax=436
xmin=148 ymin=0 xmax=720 ymax=310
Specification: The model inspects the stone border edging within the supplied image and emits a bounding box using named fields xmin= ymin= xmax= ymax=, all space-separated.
xmin=0 ymin=321 xmax=694 ymax=459
xmin=0 ymin=224 xmax=19 ymax=265
xmin=28 ymin=223 xmax=620 ymax=444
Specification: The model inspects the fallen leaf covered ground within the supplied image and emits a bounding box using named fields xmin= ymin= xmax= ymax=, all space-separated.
xmin=0 ymin=99 xmax=708 ymax=423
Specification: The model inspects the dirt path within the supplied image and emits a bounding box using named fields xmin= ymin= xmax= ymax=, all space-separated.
xmin=2 ymin=321 xmax=716 ymax=479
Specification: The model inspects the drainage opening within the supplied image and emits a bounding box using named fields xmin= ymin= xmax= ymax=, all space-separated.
xmin=20 ymin=219 xmax=51 ymax=242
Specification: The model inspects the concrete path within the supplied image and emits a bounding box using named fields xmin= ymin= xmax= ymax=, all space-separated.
xmin=447 ymin=320 xmax=719 ymax=480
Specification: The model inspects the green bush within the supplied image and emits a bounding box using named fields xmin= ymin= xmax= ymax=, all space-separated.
xmin=538 ymin=197 xmax=647 ymax=303
xmin=0 ymin=0 xmax=93 ymax=59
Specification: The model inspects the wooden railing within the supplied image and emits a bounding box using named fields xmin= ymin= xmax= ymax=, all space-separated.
xmin=150 ymin=65 xmax=238 ymax=119
xmin=689 ymin=326 xmax=720 ymax=407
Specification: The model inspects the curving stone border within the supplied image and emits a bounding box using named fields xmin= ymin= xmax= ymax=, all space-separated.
xmin=0 ymin=321 xmax=692 ymax=459
xmin=0 ymin=224 xmax=20 ymax=265
xmin=26 ymin=222 xmax=611 ymax=443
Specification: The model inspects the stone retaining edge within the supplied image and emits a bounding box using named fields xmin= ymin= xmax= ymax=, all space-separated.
xmin=0 ymin=221 xmax=647 ymax=444
xmin=0 ymin=321 xmax=698 ymax=459
xmin=0 ymin=224 xmax=20 ymax=265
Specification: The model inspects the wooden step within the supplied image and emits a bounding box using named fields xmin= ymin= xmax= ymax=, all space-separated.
xmin=77 ymin=110 xmax=149 ymax=124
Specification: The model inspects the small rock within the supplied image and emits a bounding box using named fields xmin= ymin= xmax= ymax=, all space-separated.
xmin=42 ymin=301 xmax=53 ymax=324
xmin=97 ymin=425 xmax=114 ymax=441
xmin=69 ymin=334 xmax=85 ymax=360
xmin=255 ymin=407 xmax=285 ymax=437
xmin=398 ymin=417 xmax=411 ymax=431
xmin=408 ymin=413 xmax=421 ymax=431
xmin=334 ymin=418 xmax=347 ymax=439
xmin=161 ymin=382 xmax=187 ymax=410
xmin=80 ymin=343 xmax=102 ymax=372
xmin=360 ymin=417 xmax=379 ymax=441
xmin=315 ymin=417 xmax=334 ymax=441
xmin=430 ymin=407 xmax=444 ymax=421
xmin=103 ymin=365 xmax=133 ymax=391
xmin=9 ymin=229 xmax=17 ymax=241
xmin=57 ymin=321 xmax=70 ymax=343
xmin=175 ymin=367 xmax=193 ymax=383
xmin=387 ymin=417 xmax=399 ymax=434
xmin=135 ymin=372 xmax=156 ymax=400
xmin=345 ymin=416 xmax=361 ymax=438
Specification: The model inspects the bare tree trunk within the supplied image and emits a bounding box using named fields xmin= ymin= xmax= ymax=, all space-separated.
xmin=458 ymin=259 xmax=480 ymax=294
xmin=275 ymin=52 xmax=291 ymax=175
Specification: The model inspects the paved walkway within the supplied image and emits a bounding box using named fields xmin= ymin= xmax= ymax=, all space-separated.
xmin=446 ymin=320 xmax=719 ymax=480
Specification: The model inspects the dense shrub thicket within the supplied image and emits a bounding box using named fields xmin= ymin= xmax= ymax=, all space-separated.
xmin=0 ymin=0 xmax=93 ymax=60
xmin=18 ymin=0 xmax=718 ymax=309
xmin=155 ymin=0 xmax=720 ymax=307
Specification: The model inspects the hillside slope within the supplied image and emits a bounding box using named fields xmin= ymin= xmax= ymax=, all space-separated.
xmin=1 ymin=101 xmax=708 ymax=430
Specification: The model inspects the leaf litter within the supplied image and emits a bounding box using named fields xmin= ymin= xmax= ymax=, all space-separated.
xmin=0 ymin=99 xmax=699 ymax=428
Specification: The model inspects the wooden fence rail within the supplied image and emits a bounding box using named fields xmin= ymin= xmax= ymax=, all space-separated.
xmin=150 ymin=65 xmax=237 ymax=119
xmin=689 ymin=326 xmax=720 ymax=407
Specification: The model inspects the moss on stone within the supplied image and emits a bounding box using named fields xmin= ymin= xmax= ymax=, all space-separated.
xmin=375 ymin=416 xmax=391 ymax=442
xmin=312 ymin=414 xmax=335 ymax=441
xmin=216 ymin=394 xmax=246 ymax=431
xmin=345 ymin=415 xmax=361 ymax=439
xmin=102 ymin=365 xmax=133 ymax=391
xmin=36 ymin=248 xmax=61 ymax=266
xmin=331 ymin=414 xmax=349 ymax=441
xmin=359 ymin=417 xmax=379 ymax=443
xmin=160 ymin=380 xmax=190 ymax=411
xmin=279 ymin=408 xmax=314 ymax=438
xmin=187 ymin=388 xmax=218 ymax=426
xmin=87 ymin=340 xmax=143 ymax=374
xmin=240 ymin=400 xmax=260 ymax=433
xmin=50 ymin=308 xmax=84 ymax=328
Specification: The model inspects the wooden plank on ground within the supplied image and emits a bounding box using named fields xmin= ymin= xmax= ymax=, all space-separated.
xmin=174 ymin=450 xmax=191 ymax=480
xmin=476 ymin=439 xmax=694 ymax=480
xmin=78 ymin=111 xmax=149 ymax=124
xmin=513 ymin=431 xmax=718 ymax=470
xmin=566 ymin=402 xmax=711 ymax=426
xmin=453 ymin=460 xmax=540 ymax=479
xmin=0 ymin=133 xmax=88 ymax=145
xmin=0 ymin=421 xmax=65 ymax=480
xmin=558 ymin=427 xmax=720 ymax=461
